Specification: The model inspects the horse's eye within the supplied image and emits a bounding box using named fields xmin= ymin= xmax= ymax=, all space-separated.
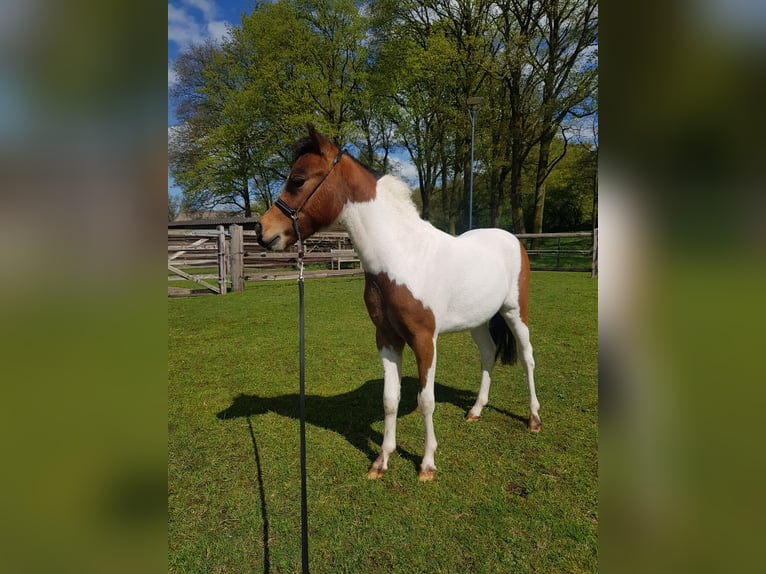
xmin=290 ymin=176 xmax=306 ymax=188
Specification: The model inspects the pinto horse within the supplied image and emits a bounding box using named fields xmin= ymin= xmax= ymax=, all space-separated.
xmin=256 ymin=124 xmax=540 ymax=482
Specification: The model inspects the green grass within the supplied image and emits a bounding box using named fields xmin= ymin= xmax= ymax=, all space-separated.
xmin=169 ymin=273 xmax=598 ymax=573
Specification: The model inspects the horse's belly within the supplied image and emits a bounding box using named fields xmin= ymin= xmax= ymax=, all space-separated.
xmin=435 ymin=270 xmax=512 ymax=333
xmin=438 ymin=292 xmax=507 ymax=333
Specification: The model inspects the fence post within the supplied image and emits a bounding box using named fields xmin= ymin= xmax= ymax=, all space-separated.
xmin=229 ymin=224 xmax=244 ymax=292
xmin=217 ymin=225 xmax=227 ymax=295
xmin=591 ymin=228 xmax=598 ymax=278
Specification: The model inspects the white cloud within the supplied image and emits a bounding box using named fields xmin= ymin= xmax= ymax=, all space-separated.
xmin=168 ymin=64 xmax=179 ymax=88
xmin=168 ymin=3 xmax=204 ymax=47
xmin=182 ymin=0 xmax=216 ymax=21
xmin=168 ymin=1 xmax=228 ymax=49
xmin=206 ymin=20 xmax=230 ymax=43
xmin=168 ymin=1 xmax=231 ymax=88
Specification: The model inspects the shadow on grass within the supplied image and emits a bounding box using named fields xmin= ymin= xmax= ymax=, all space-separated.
xmin=217 ymin=378 xmax=528 ymax=572
xmin=217 ymin=377 xmax=529 ymax=470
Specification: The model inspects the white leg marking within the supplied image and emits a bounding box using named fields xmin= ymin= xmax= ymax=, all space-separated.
xmin=467 ymin=325 xmax=496 ymax=420
xmin=503 ymin=310 xmax=540 ymax=430
xmin=418 ymin=338 xmax=438 ymax=479
xmin=379 ymin=346 xmax=402 ymax=468
xmin=368 ymin=346 xmax=402 ymax=478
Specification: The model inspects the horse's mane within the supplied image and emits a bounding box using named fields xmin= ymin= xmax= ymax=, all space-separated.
xmin=292 ymin=137 xmax=383 ymax=180
xmin=377 ymin=174 xmax=421 ymax=219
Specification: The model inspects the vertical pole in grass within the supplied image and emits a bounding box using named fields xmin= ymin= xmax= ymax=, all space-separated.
xmin=217 ymin=225 xmax=227 ymax=295
xmin=295 ymin=219 xmax=310 ymax=574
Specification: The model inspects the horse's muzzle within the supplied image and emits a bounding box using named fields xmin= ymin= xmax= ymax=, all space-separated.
xmin=254 ymin=221 xmax=265 ymax=246
xmin=255 ymin=223 xmax=285 ymax=250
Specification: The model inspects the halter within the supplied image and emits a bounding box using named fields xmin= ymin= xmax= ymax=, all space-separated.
xmin=274 ymin=148 xmax=346 ymax=279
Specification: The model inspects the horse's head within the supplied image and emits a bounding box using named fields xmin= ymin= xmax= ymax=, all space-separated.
xmin=257 ymin=123 xmax=362 ymax=250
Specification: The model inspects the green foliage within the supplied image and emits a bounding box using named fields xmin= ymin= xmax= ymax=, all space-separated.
xmin=169 ymin=273 xmax=598 ymax=573
xmin=169 ymin=0 xmax=598 ymax=231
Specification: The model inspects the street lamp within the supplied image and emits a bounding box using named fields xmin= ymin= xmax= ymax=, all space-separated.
xmin=467 ymin=96 xmax=483 ymax=230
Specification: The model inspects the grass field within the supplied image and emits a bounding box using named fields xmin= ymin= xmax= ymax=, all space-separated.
xmin=168 ymin=272 xmax=598 ymax=573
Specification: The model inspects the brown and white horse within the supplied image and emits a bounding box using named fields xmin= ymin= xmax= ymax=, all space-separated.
xmin=257 ymin=124 xmax=540 ymax=482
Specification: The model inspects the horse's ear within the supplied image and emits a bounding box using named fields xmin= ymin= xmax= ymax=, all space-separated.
xmin=307 ymin=122 xmax=319 ymax=147
xmin=306 ymin=122 xmax=327 ymax=156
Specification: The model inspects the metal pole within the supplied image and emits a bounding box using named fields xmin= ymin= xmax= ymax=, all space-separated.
xmin=469 ymin=110 xmax=476 ymax=230
xmin=298 ymin=277 xmax=309 ymax=574
xmin=466 ymin=96 xmax=482 ymax=231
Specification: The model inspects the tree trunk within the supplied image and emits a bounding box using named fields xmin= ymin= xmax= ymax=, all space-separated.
xmin=533 ymin=135 xmax=553 ymax=234
xmin=508 ymin=81 xmax=527 ymax=234
xmin=462 ymin=133 xmax=472 ymax=232
xmin=242 ymin=175 xmax=252 ymax=217
xmin=531 ymin=132 xmax=554 ymax=247
xmin=419 ymin=177 xmax=430 ymax=220
xmin=509 ymin=159 xmax=525 ymax=234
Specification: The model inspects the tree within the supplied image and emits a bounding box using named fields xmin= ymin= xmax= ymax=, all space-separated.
xmin=536 ymin=138 xmax=597 ymax=231
xmin=369 ymin=0 xmax=498 ymax=227
xmin=169 ymin=32 xmax=270 ymax=216
xmin=289 ymin=0 xmax=369 ymax=145
xmin=530 ymin=0 xmax=598 ymax=235
xmin=491 ymin=0 xmax=597 ymax=233
xmin=167 ymin=0 xmax=598 ymax=232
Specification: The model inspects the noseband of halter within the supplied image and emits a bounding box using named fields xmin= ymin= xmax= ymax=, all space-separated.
xmin=274 ymin=148 xmax=346 ymax=228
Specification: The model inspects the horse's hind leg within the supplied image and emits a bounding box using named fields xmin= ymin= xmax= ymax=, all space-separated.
xmin=367 ymin=339 xmax=404 ymax=479
xmin=466 ymin=324 xmax=496 ymax=421
xmin=502 ymin=309 xmax=541 ymax=432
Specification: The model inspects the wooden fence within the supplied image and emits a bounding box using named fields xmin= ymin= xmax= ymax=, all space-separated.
xmin=168 ymin=226 xmax=597 ymax=296
xmin=168 ymin=226 xmax=363 ymax=295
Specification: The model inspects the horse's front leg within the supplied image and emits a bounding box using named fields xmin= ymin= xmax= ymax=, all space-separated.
xmin=367 ymin=338 xmax=404 ymax=479
xmin=413 ymin=333 xmax=438 ymax=482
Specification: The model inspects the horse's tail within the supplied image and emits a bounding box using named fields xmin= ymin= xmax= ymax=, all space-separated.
xmin=489 ymin=313 xmax=517 ymax=366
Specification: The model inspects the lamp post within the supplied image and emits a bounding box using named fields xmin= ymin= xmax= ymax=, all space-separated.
xmin=467 ymin=96 xmax=483 ymax=230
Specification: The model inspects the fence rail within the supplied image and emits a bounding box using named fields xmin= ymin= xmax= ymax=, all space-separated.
xmin=516 ymin=231 xmax=596 ymax=274
xmin=168 ymin=226 xmax=597 ymax=296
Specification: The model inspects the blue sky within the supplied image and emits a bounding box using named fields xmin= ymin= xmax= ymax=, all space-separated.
xmin=168 ymin=0 xmax=253 ymax=126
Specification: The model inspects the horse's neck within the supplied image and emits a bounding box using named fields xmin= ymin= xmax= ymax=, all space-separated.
xmin=339 ymin=176 xmax=435 ymax=274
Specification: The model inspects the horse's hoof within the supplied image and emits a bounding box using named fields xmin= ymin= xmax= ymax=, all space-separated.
xmin=418 ymin=468 xmax=436 ymax=482
xmin=367 ymin=467 xmax=385 ymax=480
xmin=465 ymin=411 xmax=481 ymax=422
xmin=529 ymin=414 xmax=542 ymax=432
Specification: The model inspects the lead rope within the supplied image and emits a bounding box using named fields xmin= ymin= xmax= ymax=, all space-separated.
xmin=275 ymin=149 xmax=345 ymax=574
xmin=290 ymin=214 xmax=310 ymax=574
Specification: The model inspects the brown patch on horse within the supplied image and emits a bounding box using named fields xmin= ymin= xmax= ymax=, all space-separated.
xmin=364 ymin=272 xmax=436 ymax=390
xmin=300 ymin=154 xmax=377 ymax=234
xmin=518 ymin=242 xmax=531 ymax=325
